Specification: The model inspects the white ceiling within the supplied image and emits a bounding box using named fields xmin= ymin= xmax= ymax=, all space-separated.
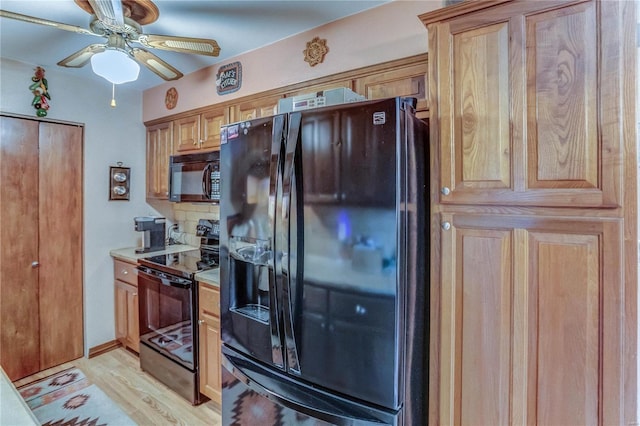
xmin=0 ymin=0 xmax=391 ymax=91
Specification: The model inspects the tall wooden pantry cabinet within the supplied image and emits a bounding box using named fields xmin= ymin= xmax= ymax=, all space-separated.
xmin=420 ymin=1 xmax=637 ymax=425
xmin=0 ymin=115 xmax=84 ymax=381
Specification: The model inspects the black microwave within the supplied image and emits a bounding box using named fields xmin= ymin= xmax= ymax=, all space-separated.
xmin=169 ymin=151 xmax=220 ymax=203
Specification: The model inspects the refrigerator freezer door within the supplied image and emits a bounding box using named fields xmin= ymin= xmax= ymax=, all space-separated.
xmin=220 ymin=115 xmax=286 ymax=369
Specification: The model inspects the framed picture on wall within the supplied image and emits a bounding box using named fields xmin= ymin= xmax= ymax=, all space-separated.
xmin=109 ymin=164 xmax=130 ymax=201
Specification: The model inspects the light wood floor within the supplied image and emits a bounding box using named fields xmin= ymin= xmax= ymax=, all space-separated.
xmin=13 ymin=348 xmax=222 ymax=426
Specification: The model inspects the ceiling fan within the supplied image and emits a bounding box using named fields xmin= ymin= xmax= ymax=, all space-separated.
xmin=0 ymin=0 xmax=221 ymax=82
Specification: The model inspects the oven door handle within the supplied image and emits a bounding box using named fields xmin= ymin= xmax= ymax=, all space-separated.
xmin=160 ymin=278 xmax=191 ymax=289
xmin=137 ymin=266 xmax=192 ymax=289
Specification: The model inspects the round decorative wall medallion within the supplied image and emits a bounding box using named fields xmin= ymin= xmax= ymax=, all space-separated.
xmin=303 ymin=37 xmax=329 ymax=67
xmin=165 ymin=87 xmax=178 ymax=110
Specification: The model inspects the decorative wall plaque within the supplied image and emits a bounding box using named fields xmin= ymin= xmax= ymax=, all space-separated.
xmin=165 ymin=87 xmax=178 ymax=110
xmin=303 ymin=37 xmax=329 ymax=67
xmin=216 ymin=62 xmax=242 ymax=95
xmin=109 ymin=163 xmax=130 ymax=201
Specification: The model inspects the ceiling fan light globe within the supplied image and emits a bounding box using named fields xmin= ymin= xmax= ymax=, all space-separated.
xmin=90 ymin=49 xmax=140 ymax=84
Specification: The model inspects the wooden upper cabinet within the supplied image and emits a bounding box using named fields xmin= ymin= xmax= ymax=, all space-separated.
xmin=173 ymin=114 xmax=200 ymax=153
xmin=174 ymin=108 xmax=229 ymax=153
xmin=146 ymin=121 xmax=173 ymax=200
xmin=232 ymin=95 xmax=281 ymax=122
xmin=438 ymin=212 xmax=624 ymax=425
xmin=425 ymin=0 xmax=624 ymax=208
xmin=354 ymin=63 xmax=428 ymax=117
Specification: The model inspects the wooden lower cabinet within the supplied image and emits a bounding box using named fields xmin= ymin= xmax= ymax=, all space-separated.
xmin=198 ymin=282 xmax=221 ymax=404
xmin=436 ymin=212 xmax=624 ymax=425
xmin=114 ymin=259 xmax=139 ymax=353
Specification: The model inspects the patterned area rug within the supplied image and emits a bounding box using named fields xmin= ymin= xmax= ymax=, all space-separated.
xmin=18 ymin=367 xmax=136 ymax=426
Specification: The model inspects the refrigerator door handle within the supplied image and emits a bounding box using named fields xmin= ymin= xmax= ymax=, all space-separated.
xmin=279 ymin=111 xmax=302 ymax=374
xmin=268 ymin=114 xmax=286 ymax=369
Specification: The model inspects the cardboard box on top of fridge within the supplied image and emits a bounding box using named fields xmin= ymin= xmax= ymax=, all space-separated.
xmin=277 ymin=88 xmax=366 ymax=113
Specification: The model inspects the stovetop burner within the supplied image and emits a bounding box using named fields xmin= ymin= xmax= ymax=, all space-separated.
xmin=139 ymin=249 xmax=218 ymax=279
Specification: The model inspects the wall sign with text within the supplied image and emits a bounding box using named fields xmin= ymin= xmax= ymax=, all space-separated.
xmin=216 ymin=62 xmax=242 ymax=95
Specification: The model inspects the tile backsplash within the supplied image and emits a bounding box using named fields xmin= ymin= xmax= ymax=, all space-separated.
xmin=171 ymin=203 xmax=220 ymax=246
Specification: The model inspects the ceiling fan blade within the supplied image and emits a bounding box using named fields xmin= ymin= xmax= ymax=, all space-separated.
xmin=131 ymin=48 xmax=183 ymax=81
xmin=135 ymin=34 xmax=220 ymax=57
xmin=86 ymin=0 xmax=124 ymax=28
xmin=0 ymin=10 xmax=101 ymax=37
xmin=57 ymin=44 xmax=107 ymax=68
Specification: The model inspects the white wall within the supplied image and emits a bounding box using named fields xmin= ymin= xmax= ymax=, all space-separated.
xmin=0 ymin=58 xmax=161 ymax=353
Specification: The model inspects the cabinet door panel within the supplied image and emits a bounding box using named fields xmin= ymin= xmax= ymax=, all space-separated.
xmin=355 ymin=63 xmax=428 ymax=112
xmin=200 ymin=109 xmax=228 ymax=151
xmin=146 ymin=122 xmax=173 ymax=200
xmin=233 ymin=96 xmax=280 ymax=122
xmin=0 ymin=117 xmax=40 ymax=380
xmin=436 ymin=18 xmax=512 ymax=201
xmin=115 ymin=281 xmax=128 ymax=343
xmin=127 ymin=289 xmax=139 ymax=353
xmin=453 ymin=22 xmax=510 ymax=189
xmin=199 ymin=283 xmax=221 ymax=403
xmin=174 ymin=115 xmax=201 ymax=153
xmin=431 ymin=0 xmax=624 ymax=207
xmin=526 ymin=2 xmax=598 ymax=190
xmin=440 ymin=222 xmax=512 ymax=425
xmin=38 ymin=122 xmax=83 ymax=370
xmin=199 ymin=312 xmax=221 ymax=403
xmin=528 ymin=231 xmax=600 ymax=426
xmin=439 ymin=214 xmax=624 ymax=425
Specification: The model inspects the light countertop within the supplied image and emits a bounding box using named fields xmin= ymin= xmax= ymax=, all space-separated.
xmin=195 ymin=268 xmax=220 ymax=287
xmin=110 ymin=245 xmax=219 ymax=287
xmin=110 ymin=244 xmax=198 ymax=263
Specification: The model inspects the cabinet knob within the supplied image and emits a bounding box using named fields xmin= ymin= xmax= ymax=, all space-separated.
xmin=441 ymin=222 xmax=451 ymax=231
xmin=441 ymin=187 xmax=451 ymax=196
xmin=198 ymin=319 xmax=205 ymax=325
xmin=31 ymin=261 xmax=40 ymax=268
xmin=122 ymin=270 xmax=128 ymax=275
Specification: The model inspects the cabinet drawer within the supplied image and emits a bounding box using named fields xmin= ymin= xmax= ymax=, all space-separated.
xmin=329 ymin=292 xmax=394 ymax=328
xmin=114 ymin=259 xmax=138 ymax=286
xmin=199 ymin=283 xmax=220 ymax=317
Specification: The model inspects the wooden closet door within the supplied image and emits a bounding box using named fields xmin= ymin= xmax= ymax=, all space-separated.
xmin=38 ymin=122 xmax=84 ymax=370
xmin=0 ymin=117 xmax=41 ymax=380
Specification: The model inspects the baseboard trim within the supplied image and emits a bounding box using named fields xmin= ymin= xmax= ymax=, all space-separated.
xmin=88 ymin=340 xmax=121 ymax=359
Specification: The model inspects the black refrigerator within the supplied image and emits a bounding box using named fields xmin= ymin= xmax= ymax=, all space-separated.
xmin=219 ymin=97 xmax=428 ymax=425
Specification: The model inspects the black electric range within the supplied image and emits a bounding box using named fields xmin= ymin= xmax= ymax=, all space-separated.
xmin=138 ymin=249 xmax=217 ymax=279
xmin=136 ymin=219 xmax=219 ymax=405
xmin=138 ymin=219 xmax=220 ymax=279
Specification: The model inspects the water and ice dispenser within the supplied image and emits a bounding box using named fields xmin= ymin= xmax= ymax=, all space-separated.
xmin=229 ymin=236 xmax=272 ymax=324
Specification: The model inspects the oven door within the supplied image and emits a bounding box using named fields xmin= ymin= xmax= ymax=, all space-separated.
xmin=137 ymin=266 xmax=196 ymax=370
